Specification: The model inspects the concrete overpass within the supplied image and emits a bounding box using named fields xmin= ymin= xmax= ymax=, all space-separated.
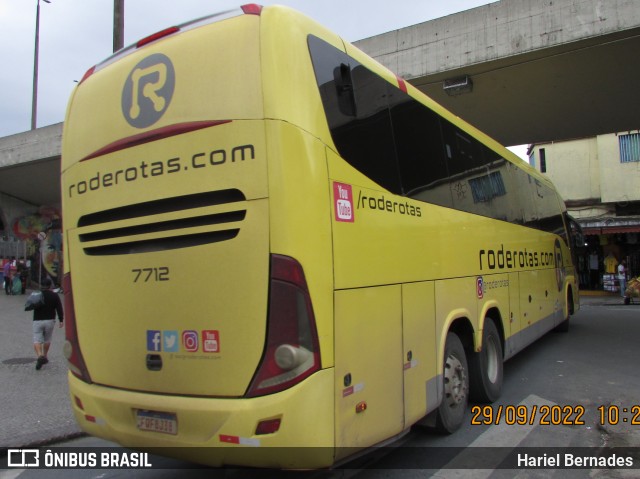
xmin=1 ymin=0 xmax=640 ymax=210
xmin=353 ymin=0 xmax=640 ymax=147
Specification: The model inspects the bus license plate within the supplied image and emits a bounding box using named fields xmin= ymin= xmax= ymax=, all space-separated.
xmin=136 ymin=410 xmax=177 ymax=435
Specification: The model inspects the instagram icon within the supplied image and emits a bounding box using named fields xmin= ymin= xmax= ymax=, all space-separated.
xmin=182 ymin=330 xmax=199 ymax=352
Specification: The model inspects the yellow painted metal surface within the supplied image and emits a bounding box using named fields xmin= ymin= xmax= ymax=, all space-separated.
xmin=60 ymin=4 xmax=578 ymax=468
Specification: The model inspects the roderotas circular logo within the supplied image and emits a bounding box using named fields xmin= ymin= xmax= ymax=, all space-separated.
xmin=122 ymin=53 xmax=175 ymax=128
xmin=554 ymin=238 xmax=565 ymax=292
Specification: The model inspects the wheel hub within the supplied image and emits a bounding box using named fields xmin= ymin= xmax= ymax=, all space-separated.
xmin=444 ymin=354 xmax=467 ymax=405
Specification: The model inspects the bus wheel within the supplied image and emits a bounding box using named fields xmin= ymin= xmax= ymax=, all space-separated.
xmin=436 ymin=332 xmax=469 ymax=434
xmin=469 ymin=319 xmax=503 ymax=403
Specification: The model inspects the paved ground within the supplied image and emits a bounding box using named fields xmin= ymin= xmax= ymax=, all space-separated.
xmin=0 ymin=288 xmax=634 ymax=449
xmin=0 ymin=290 xmax=82 ymax=449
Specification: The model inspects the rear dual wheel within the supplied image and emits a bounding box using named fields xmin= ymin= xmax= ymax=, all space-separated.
xmin=469 ymin=319 xmax=503 ymax=403
xmin=435 ymin=321 xmax=504 ymax=434
xmin=436 ymin=332 xmax=469 ymax=433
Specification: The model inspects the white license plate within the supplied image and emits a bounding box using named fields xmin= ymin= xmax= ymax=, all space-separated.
xmin=136 ymin=410 xmax=177 ymax=435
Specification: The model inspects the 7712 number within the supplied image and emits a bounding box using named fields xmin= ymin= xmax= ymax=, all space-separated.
xmin=131 ymin=267 xmax=170 ymax=283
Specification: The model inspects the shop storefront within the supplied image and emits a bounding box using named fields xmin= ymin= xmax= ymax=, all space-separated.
xmin=577 ymin=218 xmax=640 ymax=293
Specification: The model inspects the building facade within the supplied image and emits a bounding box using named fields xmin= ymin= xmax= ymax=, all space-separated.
xmin=529 ymin=132 xmax=640 ymax=292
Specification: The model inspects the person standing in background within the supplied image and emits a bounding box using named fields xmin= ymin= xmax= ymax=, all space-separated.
xmin=33 ymin=278 xmax=64 ymax=370
xmin=618 ymin=260 xmax=627 ymax=298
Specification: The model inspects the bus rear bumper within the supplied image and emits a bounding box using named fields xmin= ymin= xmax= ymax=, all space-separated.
xmin=67 ymin=368 xmax=335 ymax=468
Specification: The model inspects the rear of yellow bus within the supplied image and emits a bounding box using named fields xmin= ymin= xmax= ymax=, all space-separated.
xmin=62 ymin=5 xmax=336 ymax=468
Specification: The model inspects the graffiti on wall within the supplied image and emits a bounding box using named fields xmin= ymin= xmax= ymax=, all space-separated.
xmin=12 ymin=206 xmax=62 ymax=282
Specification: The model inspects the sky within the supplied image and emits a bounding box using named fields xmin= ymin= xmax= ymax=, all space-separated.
xmin=0 ymin=0 xmax=527 ymax=159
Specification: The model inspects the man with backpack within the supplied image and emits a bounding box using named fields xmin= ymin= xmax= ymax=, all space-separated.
xmin=32 ymin=278 xmax=64 ymax=370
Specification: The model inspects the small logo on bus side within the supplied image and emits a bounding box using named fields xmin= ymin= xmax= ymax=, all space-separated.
xmin=163 ymin=331 xmax=179 ymax=352
xmin=147 ymin=330 xmax=162 ymax=351
xmin=122 ymin=53 xmax=175 ymax=128
xmin=334 ymin=182 xmax=354 ymax=223
xmin=554 ymin=238 xmax=565 ymax=292
xmin=202 ymin=330 xmax=220 ymax=353
xmin=476 ymin=277 xmax=484 ymax=299
xmin=182 ymin=330 xmax=199 ymax=352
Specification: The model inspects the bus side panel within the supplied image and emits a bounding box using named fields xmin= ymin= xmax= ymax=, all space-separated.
xmin=334 ymin=286 xmax=404 ymax=452
xmin=264 ymin=121 xmax=334 ymax=367
xmin=328 ymin=179 xmax=442 ymax=289
xmin=506 ymin=272 xmax=521 ymax=358
xmin=402 ymin=281 xmax=437 ymax=426
xmin=260 ymin=5 xmax=342 ymax=152
xmin=435 ymin=278 xmax=479 ymax=370
xmin=565 ymin=270 xmax=580 ymax=317
xmin=516 ymin=269 xmax=564 ymax=350
xmin=519 ymin=270 xmax=541 ymax=339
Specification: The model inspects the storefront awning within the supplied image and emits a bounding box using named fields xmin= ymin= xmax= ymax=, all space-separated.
xmin=581 ymin=222 xmax=640 ymax=236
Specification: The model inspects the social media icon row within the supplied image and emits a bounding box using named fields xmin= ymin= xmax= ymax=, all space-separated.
xmin=146 ymin=330 xmax=220 ymax=353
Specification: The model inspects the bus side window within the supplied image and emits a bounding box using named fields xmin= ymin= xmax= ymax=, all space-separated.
xmin=388 ymin=95 xmax=453 ymax=209
xmin=309 ymin=33 xmax=565 ymax=239
xmin=309 ymin=35 xmax=402 ymax=195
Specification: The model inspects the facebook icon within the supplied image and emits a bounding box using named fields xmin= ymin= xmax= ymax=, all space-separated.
xmin=147 ymin=330 xmax=162 ymax=352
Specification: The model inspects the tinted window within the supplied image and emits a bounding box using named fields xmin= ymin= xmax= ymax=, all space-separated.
xmin=532 ymin=179 xmax=566 ymax=237
xmin=334 ymin=64 xmax=401 ymax=193
xmin=389 ymin=96 xmax=453 ymax=208
xmin=308 ymin=35 xmax=567 ymax=239
xmin=308 ymin=36 xmax=401 ymax=194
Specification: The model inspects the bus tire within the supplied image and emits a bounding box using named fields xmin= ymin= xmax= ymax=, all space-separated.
xmin=469 ymin=319 xmax=503 ymax=403
xmin=435 ymin=332 xmax=469 ymax=434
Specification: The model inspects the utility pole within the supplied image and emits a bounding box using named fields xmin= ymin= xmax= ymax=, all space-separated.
xmin=113 ymin=0 xmax=124 ymax=52
xmin=31 ymin=0 xmax=51 ymax=130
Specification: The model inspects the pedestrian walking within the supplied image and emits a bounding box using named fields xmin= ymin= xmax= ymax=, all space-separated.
xmin=32 ymin=278 xmax=64 ymax=370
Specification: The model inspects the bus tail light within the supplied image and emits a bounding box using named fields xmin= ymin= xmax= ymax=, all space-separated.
xmin=62 ymin=273 xmax=92 ymax=384
xmin=246 ymin=255 xmax=320 ymax=397
xmin=241 ymin=4 xmax=263 ymax=15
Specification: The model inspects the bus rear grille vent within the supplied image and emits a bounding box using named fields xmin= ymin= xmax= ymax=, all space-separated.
xmin=77 ymin=189 xmax=246 ymax=256
xmin=77 ymin=189 xmax=245 ymax=227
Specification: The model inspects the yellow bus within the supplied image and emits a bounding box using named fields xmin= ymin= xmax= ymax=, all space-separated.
xmin=61 ymin=4 xmax=579 ymax=469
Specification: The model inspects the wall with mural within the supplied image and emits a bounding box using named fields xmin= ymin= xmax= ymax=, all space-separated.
xmin=3 ymin=205 xmax=62 ymax=286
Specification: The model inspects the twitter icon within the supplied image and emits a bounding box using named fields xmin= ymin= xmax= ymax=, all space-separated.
xmin=163 ymin=331 xmax=179 ymax=352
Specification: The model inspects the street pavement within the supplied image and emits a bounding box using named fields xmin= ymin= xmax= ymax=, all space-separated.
xmin=0 ymin=289 xmax=635 ymax=449
xmin=0 ymin=289 xmax=82 ymax=449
